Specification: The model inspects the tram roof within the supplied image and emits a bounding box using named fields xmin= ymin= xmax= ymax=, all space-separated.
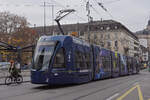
xmin=39 ymin=35 xmax=90 ymax=47
xmin=39 ymin=35 xmax=71 ymax=42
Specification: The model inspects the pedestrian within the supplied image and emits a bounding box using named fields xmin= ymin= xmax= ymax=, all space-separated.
xmin=9 ymin=60 xmax=20 ymax=78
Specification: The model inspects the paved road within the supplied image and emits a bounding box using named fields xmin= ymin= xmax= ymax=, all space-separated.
xmin=0 ymin=70 xmax=150 ymax=100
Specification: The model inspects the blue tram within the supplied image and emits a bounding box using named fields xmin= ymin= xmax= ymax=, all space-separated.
xmin=31 ymin=35 xmax=93 ymax=84
xmin=120 ymin=55 xmax=128 ymax=76
xmin=92 ymin=46 xmax=112 ymax=80
xmin=31 ymin=35 xmax=140 ymax=85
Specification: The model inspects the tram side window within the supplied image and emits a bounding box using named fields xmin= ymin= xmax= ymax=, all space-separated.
xmin=84 ymin=53 xmax=88 ymax=68
xmin=78 ymin=52 xmax=84 ymax=69
xmin=113 ymin=56 xmax=118 ymax=69
xmin=101 ymin=56 xmax=106 ymax=68
xmin=121 ymin=57 xmax=125 ymax=71
xmin=53 ymin=48 xmax=65 ymax=68
xmin=83 ymin=53 xmax=87 ymax=68
xmin=74 ymin=51 xmax=86 ymax=69
xmin=74 ymin=51 xmax=81 ymax=68
xmin=127 ymin=58 xmax=131 ymax=68
xmin=95 ymin=55 xmax=100 ymax=72
xmin=85 ymin=53 xmax=91 ymax=69
xmin=101 ymin=56 xmax=111 ymax=71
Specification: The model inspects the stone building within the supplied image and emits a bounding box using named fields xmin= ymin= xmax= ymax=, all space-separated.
xmin=136 ymin=19 xmax=150 ymax=63
xmin=34 ymin=20 xmax=139 ymax=57
xmin=83 ymin=20 xmax=139 ymax=57
xmin=136 ymin=19 xmax=150 ymax=49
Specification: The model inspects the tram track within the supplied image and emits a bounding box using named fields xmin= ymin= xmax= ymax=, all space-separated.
xmin=45 ymin=74 xmax=145 ymax=100
xmin=73 ymin=75 xmax=144 ymax=100
xmin=0 ymin=73 xmax=145 ymax=100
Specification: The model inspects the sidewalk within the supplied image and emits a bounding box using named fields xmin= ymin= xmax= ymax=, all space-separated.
xmin=0 ymin=70 xmax=30 ymax=78
xmin=0 ymin=69 xmax=31 ymax=85
xmin=0 ymin=76 xmax=30 ymax=85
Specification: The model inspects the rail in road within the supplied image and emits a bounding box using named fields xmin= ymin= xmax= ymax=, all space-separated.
xmin=0 ymin=70 xmax=150 ymax=100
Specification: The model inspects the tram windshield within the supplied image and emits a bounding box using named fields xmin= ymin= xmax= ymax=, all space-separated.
xmin=32 ymin=41 xmax=57 ymax=71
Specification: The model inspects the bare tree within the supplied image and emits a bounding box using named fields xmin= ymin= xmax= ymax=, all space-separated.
xmin=0 ymin=11 xmax=29 ymax=34
xmin=0 ymin=11 xmax=39 ymax=47
xmin=11 ymin=27 xmax=38 ymax=47
xmin=0 ymin=12 xmax=38 ymax=63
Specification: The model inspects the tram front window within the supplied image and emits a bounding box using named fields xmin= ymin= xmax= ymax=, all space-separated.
xmin=32 ymin=41 xmax=56 ymax=71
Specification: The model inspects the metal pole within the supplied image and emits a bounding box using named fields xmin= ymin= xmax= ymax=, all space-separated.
xmin=87 ymin=0 xmax=90 ymax=43
xmin=44 ymin=2 xmax=46 ymax=35
xmin=17 ymin=48 xmax=22 ymax=70
xmin=52 ymin=5 xmax=54 ymax=35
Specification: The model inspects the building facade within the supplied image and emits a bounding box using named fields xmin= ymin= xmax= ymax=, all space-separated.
xmin=136 ymin=19 xmax=150 ymax=63
xmin=82 ymin=20 xmax=139 ymax=57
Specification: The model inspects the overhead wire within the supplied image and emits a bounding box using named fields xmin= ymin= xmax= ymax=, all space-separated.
xmin=82 ymin=0 xmax=104 ymax=21
xmin=90 ymin=5 xmax=101 ymax=16
xmin=0 ymin=1 xmax=87 ymax=22
xmin=51 ymin=0 xmax=87 ymax=21
xmin=0 ymin=0 xmax=120 ymax=22
xmin=104 ymin=0 xmax=121 ymax=5
xmin=93 ymin=0 xmax=114 ymax=19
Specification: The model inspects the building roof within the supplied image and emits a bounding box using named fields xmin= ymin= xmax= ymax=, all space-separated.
xmin=33 ymin=20 xmax=138 ymax=40
xmin=136 ymin=29 xmax=150 ymax=35
xmin=89 ymin=20 xmax=138 ymax=40
xmin=136 ymin=19 xmax=150 ymax=35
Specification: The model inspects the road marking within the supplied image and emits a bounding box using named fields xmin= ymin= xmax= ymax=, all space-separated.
xmin=116 ymin=85 xmax=137 ymax=100
xmin=116 ymin=84 xmax=144 ymax=100
xmin=106 ymin=93 xmax=120 ymax=100
xmin=137 ymin=85 xmax=144 ymax=100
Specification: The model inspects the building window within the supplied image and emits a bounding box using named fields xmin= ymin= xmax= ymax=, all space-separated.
xmin=101 ymin=34 xmax=103 ymax=38
xmin=106 ymin=26 xmax=110 ymax=30
xmin=95 ymin=26 xmax=99 ymax=30
xmin=107 ymin=41 xmax=111 ymax=47
xmin=100 ymin=27 xmax=104 ymax=30
xmin=134 ymin=47 xmax=138 ymax=51
xmin=115 ymin=33 xmax=118 ymax=39
xmin=114 ymin=26 xmax=118 ymax=29
xmin=134 ymin=42 xmax=139 ymax=45
xmin=115 ymin=41 xmax=118 ymax=47
xmin=107 ymin=34 xmax=110 ymax=39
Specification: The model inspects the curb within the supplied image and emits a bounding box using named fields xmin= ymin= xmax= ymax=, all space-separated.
xmin=0 ymin=75 xmax=30 ymax=79
xmin=0 ymin=80 xmax=31 ymax=85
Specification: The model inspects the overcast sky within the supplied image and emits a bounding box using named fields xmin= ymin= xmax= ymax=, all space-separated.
xmin=0 ymin=0 xmax=150 ymax=32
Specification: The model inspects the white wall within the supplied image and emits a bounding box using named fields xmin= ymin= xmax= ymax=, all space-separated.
xmin=139 ymin=39 xmax=147 ymax=48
